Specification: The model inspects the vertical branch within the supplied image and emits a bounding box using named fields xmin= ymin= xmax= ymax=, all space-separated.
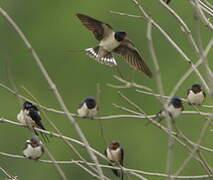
xmin=147 ymin=20 xmax=174 ymax=179
xmin=43 ymin=145 xmax=68 ymax=180
xmin=130 ymin=0 xmax=210 ymax=92
xmin=146 ymin=21 xmax=165 ymax=101
xmin=190 ymin=0 xmax=213 ymax=30
xmin=0 ymin=6 xmax=105 ymax=180
xmin=169 ymin=38 xmax=213 ymax=97
xmin=174 ymin=117 xmax=213 ymax=175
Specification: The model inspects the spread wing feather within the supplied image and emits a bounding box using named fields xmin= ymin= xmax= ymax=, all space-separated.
xmin=113 ymin=39 xmax=152 ymax=78
xmin=76 ymin=13 xmax=113 ymax=41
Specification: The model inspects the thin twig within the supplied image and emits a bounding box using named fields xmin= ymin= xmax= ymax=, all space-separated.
xmin=0 ymin=152 xmax=212 ymax=179
xmin=0 ymin=166 xmax=18 ymax=180
xmin=0 ymin=6 xmax=105 ymax=179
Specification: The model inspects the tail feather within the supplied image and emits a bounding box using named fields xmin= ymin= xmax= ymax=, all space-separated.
xmin=109 ymin=163 xmax=123 ymax=178
xmin=85 ymin=46 xmax=117 ymax=66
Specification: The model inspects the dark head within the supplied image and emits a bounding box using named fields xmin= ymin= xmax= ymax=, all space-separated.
xmin=109 ymin=141 xmax=120 ymax=150
xmin=114 ymin=31 xmax=127 ymax=42
xmin=23 ymin=101 xmax=33 ymax=110
xmin=30 ymin=137 xmax=40 ymax=147
xmin=191 ymin=83 xmax=202 ymax=94
xmin=170 ymin=96 xmax=183 ymax=108
xmin=85 ymin=97 xmax=96 ymax=109
xmin=23 ymin=101 xmax=38 ymax=111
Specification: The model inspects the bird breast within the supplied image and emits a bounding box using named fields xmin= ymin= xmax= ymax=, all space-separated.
xmin=166 ymin=105 xmax=182 ymax=118
xmin=77 ymin=103 xmax=97 ymax=117
xmin=23 ymin=144 xmax=43 ymax=159
xmin=100 ymin=32 xmax=120 ymax=51
xmin=17 ymin=110 xmax=32 ymax=125
xmin=187 ymin=90 xmax=204 ymax=105
xmin=77 ymin=103 xmax=89 ymax=117
xmin=106 ymin=148 xmax=121 ymax=162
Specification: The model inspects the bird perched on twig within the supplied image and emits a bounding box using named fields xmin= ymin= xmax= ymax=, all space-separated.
xmin=187 ymin=83 xmax=206 ymax=106
xmin=77 ymin=97 xmax=98 ymax=118
xmin=105 ymin=141 xmax=124 ymax=179
xmin=76 ymin=13 xmax=152 ymax=78
xmin=23 ymin=136 xmax=44 ymax=160
xmin=17 ymin=101 xmax=48 ymax=141
xmin=17 ymin=101 xmax=46 ymax=130
xmin=157 ymin=96 xmax=184 ymax=121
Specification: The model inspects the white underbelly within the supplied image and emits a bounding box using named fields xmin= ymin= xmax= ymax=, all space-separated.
xmin=77 ymin=104 xmax=98 ymax=117
xmin=106 ymin=148 xmax=120 ymax=162
xmin=17 ymin=110 xmax=32 ymax=125
xmin=100 ymin=32 xmax=120 ymax=51
xmin=23 ymin=145 xmax=42 ymax=159
xmin=167 ymin=105 xmax=182 ymax=119
xmin=187 ymin=91 xmax=204 ymax=105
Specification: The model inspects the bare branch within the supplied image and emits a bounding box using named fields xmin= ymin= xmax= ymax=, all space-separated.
xmin=0 ymin=6 xmax=105 ymax=179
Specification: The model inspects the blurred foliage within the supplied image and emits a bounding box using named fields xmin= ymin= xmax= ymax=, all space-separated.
xmin=0 ymin=0 xmax=212 ymax=179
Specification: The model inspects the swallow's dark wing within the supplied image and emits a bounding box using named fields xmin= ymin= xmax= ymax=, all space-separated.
xmin=113 ymin=39 xmax=152 ymax=78
xmin=78 ymin=100 xmax=85 ymax=109
xmin=181 ymin=103 xmax=184 ymax=111
xmin=187 ymin=88 xmax=191 ymax=96
xmin=41 ymin=145 xmax=45 ymax=153
xmin=203 ymin=90 xmax=206 ymax=98
xmin=120 ymin=148 xmax=124 ymax=166
xmin=164 ymin=0 xmax=171 ymax=4
xmin=29 ymin=107 xmax=45 ymax=130
xmin=104 ymin=148 xmax=107 ymax=157
xmin=76 ymin=13 xmax=113 ymax=41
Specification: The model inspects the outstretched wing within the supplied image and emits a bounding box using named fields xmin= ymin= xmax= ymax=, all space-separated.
xmin=113 ymin=39 xmax=152 ymax=78
xmin=76 ymin=13 xmax=113 ymax=41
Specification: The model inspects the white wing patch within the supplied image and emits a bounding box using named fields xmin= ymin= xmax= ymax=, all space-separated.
xmin=85 ymin=48 xmax=117 ymax=66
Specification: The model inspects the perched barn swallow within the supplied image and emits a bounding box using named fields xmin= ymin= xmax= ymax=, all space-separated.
xmin=158 ymin=96 xmax=184 ymax=120
xmin=105 ymin=141 xmax=124 ymax=179
xmin=23 ymin=137 xmax=44 ymax=160
xmin=17 ymin=101 xmax=46 ymax=131
xmin=76 ymin=13 xmax=152 ymax=78
xmin=77 ymin=97 xmax=98 ymax=117
xmin=187 ymin=83 xmax=206 ymax=106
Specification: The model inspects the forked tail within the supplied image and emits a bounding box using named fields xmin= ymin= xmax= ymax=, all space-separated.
xmin=85 ymin=46 xmax=117 ymax=67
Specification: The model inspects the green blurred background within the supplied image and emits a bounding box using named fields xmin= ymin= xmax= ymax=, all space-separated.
xmin=0 ymin=0 xmax=212 ymax=179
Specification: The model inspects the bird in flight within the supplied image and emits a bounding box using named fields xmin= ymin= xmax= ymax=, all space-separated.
xmin=76 ymin=13 xmax=152 ymax=78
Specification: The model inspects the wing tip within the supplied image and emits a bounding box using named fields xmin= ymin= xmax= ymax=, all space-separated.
xmin=85 ymin=47 xmax=117 ymax=67
xmin=146 ymin=70 xmax=153 ymax=78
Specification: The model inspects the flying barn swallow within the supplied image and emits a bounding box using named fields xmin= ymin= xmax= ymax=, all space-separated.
xmin=105 ymin=141 xmax=124 ymax=179
xmin=157 ymin=96 xmax=184 ymax=121
xmin=23 ymin=136 xmax=44 ymax=160
xmin=77 ymin=97 xmax=98 ymax=117
xmin=76 ymin=13 xmax=152 ymax=78
xmin=187 ymin=83 xmax=206 ymax=106
xmin=17 ymin=101 xmax=46 ymax=134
